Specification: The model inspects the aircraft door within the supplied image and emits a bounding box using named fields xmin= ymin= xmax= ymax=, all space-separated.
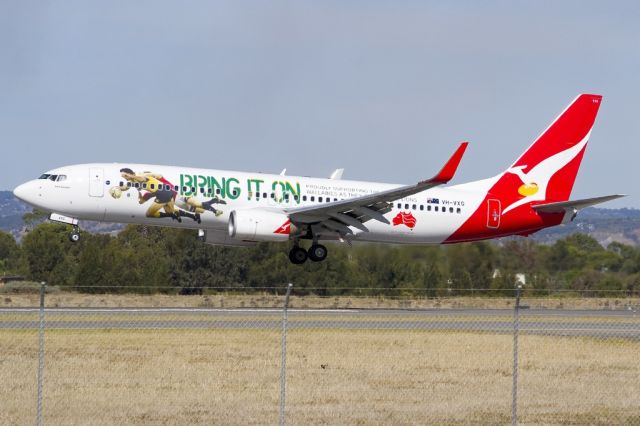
xmin=486 ymin=199 xmax=501 ymax=229
xmin=89 ymin=167 xmax=104 ymax=197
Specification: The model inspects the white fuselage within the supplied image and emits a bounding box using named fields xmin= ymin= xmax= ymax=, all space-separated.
xmin=14 ymin=163 xmax=494 ymax=245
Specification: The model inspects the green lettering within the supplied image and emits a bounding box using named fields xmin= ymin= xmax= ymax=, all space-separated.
xmin=272 ymin=181 xmax=285 ymax=203
xmin=209 ymin=176 xmax=226 ymax=198
xmin=180 ymin=174 xmax=195 ymax=196
xmin=247 ymin=179 xmax=264 ymax=199
xmin=285 ymin=182 xmax=301 ymax=204
xmin=226 ymin=178 xmax=240 ymax=200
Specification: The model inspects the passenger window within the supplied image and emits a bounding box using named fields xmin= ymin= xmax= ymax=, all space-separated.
xmin=142 ymin=183 xmax=148 ymax=189
xmin=191 ymin=187 xmax=196 ymax=193
xmin=207 ymin=188 xmax=212 ymax=194
xmin=334 ymin=198 xmax=337 ymax=202
xmin=233 ymin=189 xmax=239 ymax=196
xmin=427 ymin=205 xmax=431 ymax=211
xmin=303 ymin=195 xmax=307 ymax=201
xmin=404 ymin=203 xmax=409 ymax=209
xmin=150 ymin=184 xmax=155 ymax=190
xmin=200 ymin=187 xmax=205 ymax=194
xmin=434 ymin=206 xmax=438 ymax=212
xmin=449 ymin=207 xmax=454 ymax=213
xmin=397 ymin=203 xmax=401 ymax=209
xmin=103 ymin=179 xmax=108 ymax=185
xmin=263 ymin=192 xmax=267 ymax=198
xmin=216 ymin=189 xmax=221 ymax=195
xmin=412 ymin=204 xmax=417 ymax=210
xmin=310 ymin=196 xmax=315 ymax=202
xmin=420 ymin=205 xmax=424 ymax=211
xmin=319 ymin=197 xmax=323 ymax=202
xmin=174 ymin=185 xmax=179 ymax=191
xmin=456 ymin=208 xmax=461 ymax=214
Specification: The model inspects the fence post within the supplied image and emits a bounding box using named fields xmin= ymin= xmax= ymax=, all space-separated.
xmin=279 ymin=283 xmax=293 ymax=426
xmin=511 ymin=284 xmax=521 ymax=426
xmin=36 ymin=281 xmax=46 ymax=426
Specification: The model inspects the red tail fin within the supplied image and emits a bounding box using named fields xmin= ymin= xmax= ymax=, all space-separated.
xmin=446 ymin=94 xmax=603 ymax=243
xmin=497 ymin=94 xmax=602 ymax=214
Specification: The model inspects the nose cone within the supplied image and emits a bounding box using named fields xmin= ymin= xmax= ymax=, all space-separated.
xmin=13 ymin=182 xmax=30 ymax=202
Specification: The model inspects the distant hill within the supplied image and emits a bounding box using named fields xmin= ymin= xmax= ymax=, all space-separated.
xmin=0 ymin=190 xmax=638 ymax=246
xmin=0 ymin=191 xmax=32 ymax=237
xmin=532 ymin=207 xmax=640 ymax=246
xmin=0 ymin=191 xmax=123 ymax=239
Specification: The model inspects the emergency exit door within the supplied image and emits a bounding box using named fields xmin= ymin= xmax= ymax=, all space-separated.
xmin=89 ymin=167 xmax=104 ymax=197
xmin=486 ymin=199 xmax=501 ymax=229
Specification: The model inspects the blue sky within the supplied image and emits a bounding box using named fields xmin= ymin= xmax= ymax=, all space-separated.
xmin=1 ymin=1 xmax=638 ymax=207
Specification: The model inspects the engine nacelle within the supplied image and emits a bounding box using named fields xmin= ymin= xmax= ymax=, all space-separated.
xmin=228 ymin=210 xmax=291 ymax=242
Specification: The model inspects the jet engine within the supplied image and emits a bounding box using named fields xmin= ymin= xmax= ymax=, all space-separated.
xmin=228 ymin=210 xmax=292 ymax=242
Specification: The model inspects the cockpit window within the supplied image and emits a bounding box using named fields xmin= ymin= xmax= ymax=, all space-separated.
xmin=48 ymin=175 xmax=58 ymax=181
xmin=39 ymin=174 xmax=51 ymax=180
xmin=56 ymin=175 xmax=67 ymax=182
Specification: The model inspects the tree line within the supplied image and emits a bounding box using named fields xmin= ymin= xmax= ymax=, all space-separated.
xmin=1 ymin=223 xmax=639 ymax=296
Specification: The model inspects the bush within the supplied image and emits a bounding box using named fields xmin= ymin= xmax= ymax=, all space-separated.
xmin=0 ymin=281 xmax=61 ymax=294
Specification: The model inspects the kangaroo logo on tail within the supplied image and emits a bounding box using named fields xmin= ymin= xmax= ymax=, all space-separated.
xmin=502 ymin=131 xmax=591 ymax=214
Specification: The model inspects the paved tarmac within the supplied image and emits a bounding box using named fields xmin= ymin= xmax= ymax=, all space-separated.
xmin=0 ymin=307 xmax=638 ymax=339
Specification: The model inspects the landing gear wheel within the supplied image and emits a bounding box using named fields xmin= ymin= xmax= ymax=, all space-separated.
xmin=69 ymin=228 xmax=81 ymax=243
xmin=308 ymin=244 xmax=328 ymax=262
xmin=289 ymin=246 xmax=308 ymax=265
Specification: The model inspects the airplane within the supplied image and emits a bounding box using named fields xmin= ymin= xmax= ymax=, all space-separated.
xmin=13 ymin=94 xmax=624 ymax=264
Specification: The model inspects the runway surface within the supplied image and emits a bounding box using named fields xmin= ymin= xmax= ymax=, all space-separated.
xmin=1 ymin=307 xmax=638 ymax=339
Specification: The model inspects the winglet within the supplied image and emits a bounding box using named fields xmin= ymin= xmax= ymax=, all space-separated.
xmin=329 ymin=168 xmax=344 ymax=180
xmin=422 ymin=142 xmax=468 ymax=184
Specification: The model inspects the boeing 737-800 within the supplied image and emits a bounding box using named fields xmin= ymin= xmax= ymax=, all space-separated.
xmin=13 ymin=94 xmax=624 ymax=264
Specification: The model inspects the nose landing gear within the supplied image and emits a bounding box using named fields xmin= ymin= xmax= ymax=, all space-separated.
xmin=47 ymin=213 xmax=81 ymax=243
xmin=68 ymin=226 xmax=81 ymax=243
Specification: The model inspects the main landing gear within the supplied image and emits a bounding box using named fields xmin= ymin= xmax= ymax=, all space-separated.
xmin=288 ymin=243 xmax=328 ymax=265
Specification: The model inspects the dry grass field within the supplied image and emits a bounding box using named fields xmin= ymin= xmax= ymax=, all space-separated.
xmin=1 ymin=291 xmax=638 ymax=310
xmin=1 ymin=326 xmax=639 ymax=425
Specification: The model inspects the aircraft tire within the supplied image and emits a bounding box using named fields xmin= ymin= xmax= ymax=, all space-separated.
xmin=289 ymin=246 xmax=308 ymax=265
xmin=308 ymin=244 xmax=328 ymax=262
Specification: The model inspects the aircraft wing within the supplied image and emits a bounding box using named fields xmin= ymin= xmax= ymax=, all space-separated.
xmin=532 ymin=194 xmax=626 ymax=214
xmin=285 ymin=142 xmax=468 ymax=235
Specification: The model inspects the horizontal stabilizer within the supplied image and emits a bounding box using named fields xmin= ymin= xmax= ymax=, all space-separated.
xmin=532 ymin=194 xmax=625 ymax=213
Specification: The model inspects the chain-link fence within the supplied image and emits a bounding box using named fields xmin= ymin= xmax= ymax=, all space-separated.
xmin=1 ymin=284 xmax=639 ymax=425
